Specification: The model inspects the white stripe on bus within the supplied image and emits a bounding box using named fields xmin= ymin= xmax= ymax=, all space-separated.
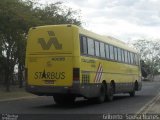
xmin=94 ymin=63 xmax=103 ymax=83
xmin=98 ymin=66 xmax=103 ymax=83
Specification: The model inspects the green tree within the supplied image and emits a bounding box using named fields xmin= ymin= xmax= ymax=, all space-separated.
xmin=0 ymin=0 xmax=30 ymax=90
xmin=133 ymin=39 xmax=160 ymax=80
xmin=39 ymin=2 xmax=81 ymax=25
xmin=0 ymin=0 xmax=81 ymax=91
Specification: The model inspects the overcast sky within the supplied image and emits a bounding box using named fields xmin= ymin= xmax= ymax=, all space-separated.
xmin=39 ymin=0 xmax=160 ymax=42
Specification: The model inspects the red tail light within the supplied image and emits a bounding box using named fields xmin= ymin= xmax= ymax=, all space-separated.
xmin=73 ymin=68 xmax=80 ymax=81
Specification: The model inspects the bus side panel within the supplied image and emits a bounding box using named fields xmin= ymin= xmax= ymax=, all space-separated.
xmin=79 ymin=56 xmax=141 ymax=97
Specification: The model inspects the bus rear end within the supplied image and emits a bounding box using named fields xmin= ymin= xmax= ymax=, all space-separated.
xmin=25 ymin=25 xmax=80 ymax=103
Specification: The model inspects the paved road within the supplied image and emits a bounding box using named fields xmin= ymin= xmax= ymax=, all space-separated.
xmin=0 ymin=81 xmax=160 ymax=115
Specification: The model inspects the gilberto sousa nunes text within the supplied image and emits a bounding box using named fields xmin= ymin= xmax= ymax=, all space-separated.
xmin=103 ymin=114 xmax=160 ymax=120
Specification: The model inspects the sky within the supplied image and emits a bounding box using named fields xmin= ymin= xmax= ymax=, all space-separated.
xmin=39 ymin=0 xmax=160 ymax=42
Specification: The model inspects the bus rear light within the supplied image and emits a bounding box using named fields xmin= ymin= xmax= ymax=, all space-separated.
xmin=73 ymin=68 xmax=80 ymax=81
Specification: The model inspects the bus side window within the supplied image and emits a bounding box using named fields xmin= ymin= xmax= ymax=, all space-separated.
xmin=130 ymin=52 xmax=134 ymax=64
xmin=128 ymin=51 xmax=131 ymax=64
xmin=105 ymin=44 xmax=110 ymax=59
xmin=134 ymin=54 xmax=138 ymax=65
xmin=114 ymin=47 xmax=118 ymax=61
xmin=100 ymin=42 xmax=105 ymax=58
xmin=121 ymin=49 xmax=125 ymax=62
xmin=109 ymin=45 xmax=114 ymax=60
xmin=80 ymin=36 xmax=88 ymax=54
xmin=133 ymin=53 xmax=137 ymax=65
xmin=95 ymin=41 xmax=100 ymax=57
xmin=124 ymin=50 xmax=128 ymax=63
xmin=118 ymin=48 xmax=122 ymax=62
xmin=87 ymin=38 xmax=95 ymax=56
xmin=137 ymin=55 xmax=140 ymax=65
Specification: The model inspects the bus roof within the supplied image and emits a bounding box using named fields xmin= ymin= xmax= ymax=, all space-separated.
xmin=31 ymin=24 xmax=137 ymax=53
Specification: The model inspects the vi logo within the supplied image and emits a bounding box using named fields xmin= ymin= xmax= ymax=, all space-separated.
xmin=38 ymin=31 xmax=62 ymax=50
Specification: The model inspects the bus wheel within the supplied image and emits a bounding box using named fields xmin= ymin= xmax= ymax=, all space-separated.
xmin=53 ymin=95 xmax=75 ymax=105
xmin=129 ymin=90 xmax=135 ymax=97
xmin=106 ymin=83 xmax=114 ymax=101
xmin=129 ymin=82 xmax=136 ymax=97
xmin=94 ymin=83 xmax=106 ymax=104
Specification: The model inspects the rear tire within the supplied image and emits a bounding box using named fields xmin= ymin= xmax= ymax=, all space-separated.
xmin=135 ymin=81 xmax=139 ymax=91
xmin=106 ymin=83 xmax=114 ymax=101
xmin=93 ymin=83 xmax=106 ymax=104
xmin=129 ymin=82 xmax=137 ymax=97
xmin=129 ymin=90 xmax=135 ymax=97
xmin=53 ymin=95 xmax=75 ymax=105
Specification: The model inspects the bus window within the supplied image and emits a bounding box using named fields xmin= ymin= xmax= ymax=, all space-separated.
xmin=121 ymin=49 xmax=125 ymax=62
xmin=128 ymin=52 xmax=131 ymax=64
xmin=80 ymin=36 xmax=88 ymax=54
xmin=124 ymin=50 xmax=128 ymax=63
xmin=95 ymin=41 xmax=100 ymax=57
xmin=105 ymin=44 xmax=110 ymax=59
xmin=100 ymin=42 xmax=105 ymax=58
xmin=114 ymin=47 xmax=118 ymax=61
xmin=87 ymin=38 xmax=95 ymax=56
xmin=109 ymin=45 xmax=114 ymax=60
xmin=137 ymin=55 xmax=140 ymax=65
xmin=118 ymin=48 xmax=122 ymax=62
xmin=134 ymin=54 xmax=138 ymax=65
xmin=133 ymin=53 xmax=137 ymax=65
xmin=130 ymin=52 xmax=134 ymax=64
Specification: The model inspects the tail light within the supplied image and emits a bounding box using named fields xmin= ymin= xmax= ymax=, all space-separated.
xmin=73 ymin=68 xmax=80 ymax=82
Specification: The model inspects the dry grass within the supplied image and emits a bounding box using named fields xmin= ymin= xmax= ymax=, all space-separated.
xmin=0 ymin=85 xmax=35 ymax=100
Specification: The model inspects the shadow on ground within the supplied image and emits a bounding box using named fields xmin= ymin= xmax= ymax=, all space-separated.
xmin=32 ymin=94 xmax=141 ymax=110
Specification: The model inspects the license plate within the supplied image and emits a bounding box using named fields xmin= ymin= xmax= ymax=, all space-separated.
xmin=43 ymin=80 xmax=55 ymax=84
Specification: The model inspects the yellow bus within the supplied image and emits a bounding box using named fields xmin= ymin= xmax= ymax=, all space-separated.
xmin=25 ymin=24 xmax=142 ymax=104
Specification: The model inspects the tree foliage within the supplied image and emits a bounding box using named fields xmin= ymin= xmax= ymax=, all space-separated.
xmin=0 ymin=0 xmax=81 ymax=91
xmin=132 ymin=39 xmax=160 ymax=79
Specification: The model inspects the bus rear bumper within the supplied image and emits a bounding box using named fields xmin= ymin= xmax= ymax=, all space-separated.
xmin=26 ymin=85 xmax=81 ymax=96
xmin=26 ymin=84 xmax=101 ymax=98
